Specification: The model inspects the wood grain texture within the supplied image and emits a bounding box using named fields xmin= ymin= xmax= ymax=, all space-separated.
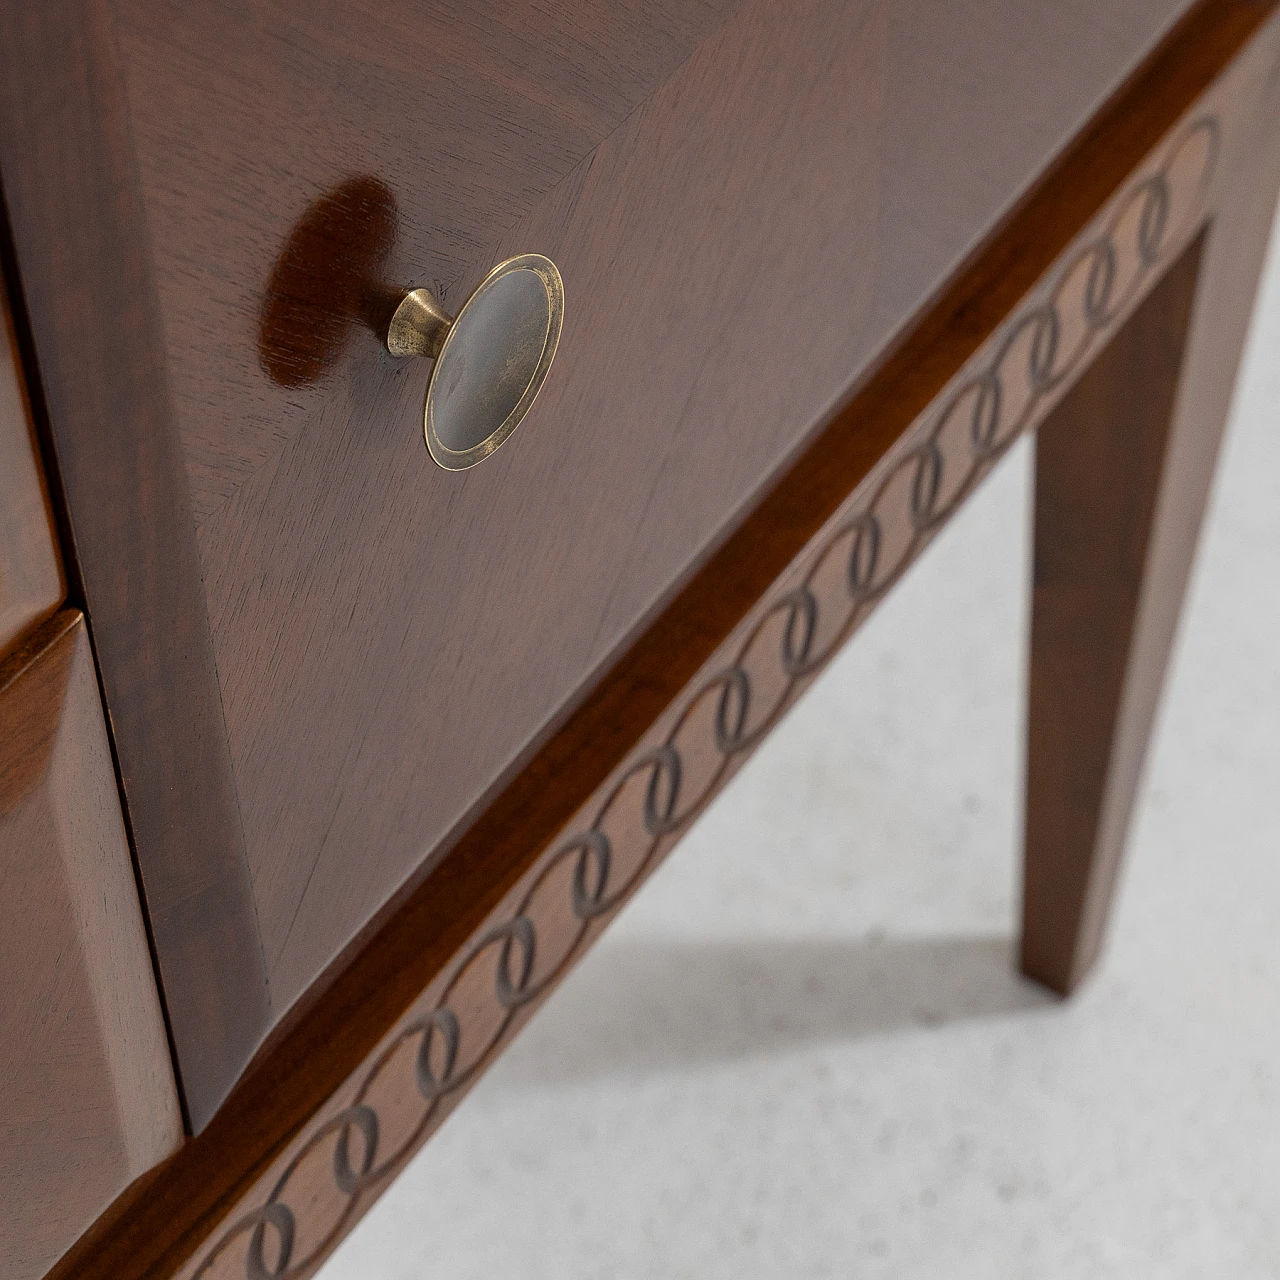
xmin=0 ymin=280 xmax=62 ymax=656
xmin=0 ymin=611 xmax=184 ymax=1280
xmin=45 ymin=9 xmax=1280 ymax=1278
xmin=0 ymin=0 xmax=271 ymax=1130
xmin=114 ymin=0 xmax=1209 ymax=1029
xmin=5 ymin=0 xmax=1220 ymax=1118
xmin=109 ymin=0 xmax=743 ymax=520
xmin=1023 ymin=34 xmax=1280 ymax=991
xmin=172 ymin=40 xmax=1280 ymax=1279
xmin=1024 ymin=238 xmax=1206 ymax=991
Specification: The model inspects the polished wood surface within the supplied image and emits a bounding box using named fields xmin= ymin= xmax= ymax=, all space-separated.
xmin=44 ymin=8 xmax=1280 ymax=1278
xmin=1023 ymin=35 xmax=1280 ymax=990
xmin=0 ymin=283 xmax=62 ymax=656
xmin=0 ymin=611 xmax=184 ymax=1280
xmin=0 ymin=2 xmax=271 ymax=1130
xmin=185 ymin=0 xmax=1204 ymax=1026
xmin=1025 ymin=238 xmax=1206 ymax=989
xmin=3 ymin=0 xmax=1222 ymax=1125
xmin=75 ymin=0 xmax=1219 ymax=1079
xmin=114 ymin=0 xmax=740 ymax=521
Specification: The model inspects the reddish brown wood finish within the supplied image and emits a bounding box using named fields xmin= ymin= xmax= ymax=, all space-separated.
xmin=0 ymin=283 xmax=62 ymax=656
xmin=173 ymin=0 xmax=1210 ymax=1026
xmin=1022 ymin=47 xmax=1280 ymax=991
xmin=0 ymin=3 xmax=271 ymax=1130
xmin=0 ymin=611 xmax=183 ymax=1280
xmin=4 ymin=0 xmax=1231 ymax=1128
xmin=42 ymin=8 xmax=1280 ymax=1279
xmin=1024 ymin=239 xmax=1206 ymax=990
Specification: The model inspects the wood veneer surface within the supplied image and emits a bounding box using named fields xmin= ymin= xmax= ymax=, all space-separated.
xmin=1025 ymin=235 xmax=1207 ymax=988
xmin=1025 ymin=22 xmax=1280 ymax=990
xmin=5 ymin=0 xmax=1262 ymax=1128
xmin=0 ymin=1 xmax=272 ymax=1129
xmin=111 ymin=0 xmax=1199 ymax=1025
xmin=0 ymin=612 xmax=183 ymax=1280
xmin=0 ymin=285 xmax=62 ymax=656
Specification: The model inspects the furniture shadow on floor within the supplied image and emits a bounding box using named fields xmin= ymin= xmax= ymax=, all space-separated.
xmin=490 ymin=933 xmax=1056 ymax=1090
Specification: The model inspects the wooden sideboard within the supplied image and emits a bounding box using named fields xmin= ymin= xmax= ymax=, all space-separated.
xmin=0 ymin=1 xmax=1277 ymax=1277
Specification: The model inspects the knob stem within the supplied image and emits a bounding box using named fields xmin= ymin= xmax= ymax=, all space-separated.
xmin=386 ymin=288 xmax=454 ymax=360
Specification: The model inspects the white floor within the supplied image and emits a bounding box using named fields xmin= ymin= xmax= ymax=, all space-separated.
xmin=322 ymin=207 xmax=1280 ymax=1279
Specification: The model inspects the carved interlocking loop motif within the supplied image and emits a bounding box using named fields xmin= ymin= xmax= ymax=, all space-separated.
xmin=190 ymin=115 xmax=1219 ymax=1280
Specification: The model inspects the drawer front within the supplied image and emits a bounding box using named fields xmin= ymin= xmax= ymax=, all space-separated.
xmin=118 ymin=0 xmax=1194 ymax=1008
xmin=0 ymin=0 xmax=1209 ymax=1120
xmin=0 ymin=613 xmax=182 ymax=1280
xmin=0 ymin=284 xmax=63 ymax=655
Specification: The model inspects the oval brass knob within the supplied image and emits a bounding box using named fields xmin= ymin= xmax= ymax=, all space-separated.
xmin=385 ymin=254 xmax=564 ymax=471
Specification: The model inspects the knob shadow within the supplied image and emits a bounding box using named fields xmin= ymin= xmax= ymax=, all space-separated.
xmin=258 ymin=175 xmax=401 ymax=387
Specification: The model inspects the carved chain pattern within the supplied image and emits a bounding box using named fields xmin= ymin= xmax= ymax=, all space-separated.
xmin=190 ymin=115 xmax=1220 ymax=1280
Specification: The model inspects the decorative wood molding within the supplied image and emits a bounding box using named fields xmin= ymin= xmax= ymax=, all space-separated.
xmin=181 ymin=39 xmax=1268 ymax=1280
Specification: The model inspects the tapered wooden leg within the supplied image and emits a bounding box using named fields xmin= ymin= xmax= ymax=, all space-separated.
xmin=1022 ymin=108 xmax=1280 ymax=994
